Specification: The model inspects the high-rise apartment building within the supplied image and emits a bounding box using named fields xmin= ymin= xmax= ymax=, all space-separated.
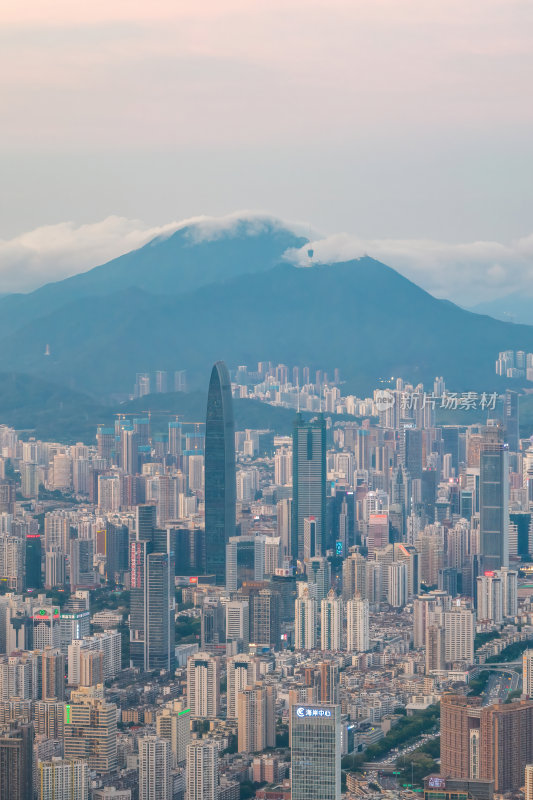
xmin=292 ymin=414 xmax=327 ymax=563
xmin=526 ymin=764 xmax=533 ymax=800
xmin=524 ymin=650 xmax=533 ymax=698
xmin=139 ymin=735 xmax=172 ymax=800
xmin=441 ymin=694 xmax=533 ymax=792
xmin=68 ymin=630 xmax=121 ymax=685
xmin=290 ymin=703 xmax=341 ymax=800
xmin=342 ymin=552 xmax=367 ymax=601
xmin=38 ymin=758 xmax=89 ymax=800
xmin=413 ymin=591 xmax=451 ymax=649
xmin=237 ymin=682 xmax=275 ymax=753
xmin=34 ymin=700 xmax=65 ymax=740
xmin=477 ymin=572 xmax=503 ymax=623
xmin=346 ymin=597 xmax=369 ymax=653
xmin=388 ymin=561 xmax=408 ymax=608
xmin=225 ymin=600 xmax=250 ymax=650
xmin=295 ymin=589 xmax=317 ymax=650
xmin=320 ymin=591 xmax=342 ymax=651
xmin=319 ymin=661 xmax=339 ymax=705
xmin=63 ymin=690 xmax=117 ymax=773
xmin=187 ymin=652 xmax=220 ymax=718
xmin=0 ymin=535 xmax=25 ymax=592
xmin=444 ymin=605 xmax=475 ymax=666
xmin=41 ymin=647 xmax=65 ymax=700
xmin=156 ymin=702 xmax=191 ymax=767
xmin=0 ymin=721 xmax=34 ymax=800
xmin=204 ymin=361 xmax=236 ymax=584
xmin=227 ymin=656 xmax=260 ymax=719
xmin=186 ymin=740 xmax=219 ymax=800
xmin=305 ymin=556 xmax=331 ymax=602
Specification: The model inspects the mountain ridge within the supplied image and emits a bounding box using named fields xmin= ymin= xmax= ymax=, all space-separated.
xmin=0 ymin=218 xmax=531 ymax=398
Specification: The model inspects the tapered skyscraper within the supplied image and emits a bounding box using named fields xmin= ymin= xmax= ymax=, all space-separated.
xmin=205 ymin=361 xmax=236 ymax=583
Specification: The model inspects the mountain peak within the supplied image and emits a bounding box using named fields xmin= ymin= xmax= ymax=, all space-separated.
xmin=147 ymin=211 xmax=312 ymax=249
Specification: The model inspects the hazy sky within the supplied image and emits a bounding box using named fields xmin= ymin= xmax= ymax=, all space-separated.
xmin=1 ymin=0 xmax=533 ymax=295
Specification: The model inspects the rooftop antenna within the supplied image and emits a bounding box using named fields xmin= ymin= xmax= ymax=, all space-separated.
xmin=297 ymin=378 xmax=300 ymax=414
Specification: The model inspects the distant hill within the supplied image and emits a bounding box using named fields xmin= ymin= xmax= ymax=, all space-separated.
xmin=469 ymin=292 xmax=533 ymax=326
xmin=0 ymin=374 xmax=300 ymax=443
xmin=0 ymin=215 xmax=532 ymax=399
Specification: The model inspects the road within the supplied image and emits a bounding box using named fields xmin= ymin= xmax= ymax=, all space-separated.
xmin=363 ymin=731 xmax=440 ymax=771
xmin=482 ymin=668 xmax=520 ymax=706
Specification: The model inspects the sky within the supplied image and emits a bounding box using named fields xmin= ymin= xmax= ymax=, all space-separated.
xmin=1 ymin=0 xmax=533 ymax=298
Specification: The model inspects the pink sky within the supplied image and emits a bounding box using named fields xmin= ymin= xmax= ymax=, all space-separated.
xmin=1 ymin=0 xmax=532 ymax=254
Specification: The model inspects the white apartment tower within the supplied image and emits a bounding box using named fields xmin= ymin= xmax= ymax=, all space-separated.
xmin=320 ymin=591 xmax=342 ymax=651
xmin=187 ymin=652 xmax=220 ymax=718
xmin=346 ymin=598 xmax=369 ymax=653
xmin=295 ymin=589 xmax=317 ymax=650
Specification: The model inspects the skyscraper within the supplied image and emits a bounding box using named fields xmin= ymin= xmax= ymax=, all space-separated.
xmin=248 ymin=587 xmax=281 ymax=650
xmin=479 ymin=432 xmax=509 ymax=570
xmin=205 ymin=361 xmax=236 ymax=583
xmin=129 ymin=505 xmax=175 ymax=671
xmin=139 ymin=736 xmax=172 ymax=800
xmin=145 ymin=551 xmax=175 ymax=672
xmin=25 ymin=534 xmax=42 ymax=590
xmin=292 ymin=414 xmax=327 ymax=563
xmin=400 ymin=426 xmax=423 ymax=480
xmin=290 ymin=703 xmax=341 ymax=800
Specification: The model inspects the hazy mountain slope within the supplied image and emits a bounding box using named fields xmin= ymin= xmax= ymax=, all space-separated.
xmin=0 ymin=258 xmax=531 ymax=396
xmin=469 ymin=292 xmax=533 ymax=325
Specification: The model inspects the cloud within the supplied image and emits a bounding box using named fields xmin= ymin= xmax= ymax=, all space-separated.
xmin=1 ymin=211 xmax=533 ymax=304
xmin=0 ymin=212 xmax=312 ymax=293
xmin=285 ymin=232 xmax=533 ymax=305
xmin=0 ymin=217 xmax=178 ymax=293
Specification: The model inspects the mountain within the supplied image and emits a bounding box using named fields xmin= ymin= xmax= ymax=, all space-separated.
xmin=0 ymin=215 xmax=532 ymax=398
xmin=469 ymin=292 xmax=533 ymax=325
xmin=0 ymin=218 xmax=307 ymax=341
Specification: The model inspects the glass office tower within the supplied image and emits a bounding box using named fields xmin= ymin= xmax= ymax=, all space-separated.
xmin=291 ymin=413 xmax=327 ymax=563
xmin=291 ymin=703 xmax=341 ymax=800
